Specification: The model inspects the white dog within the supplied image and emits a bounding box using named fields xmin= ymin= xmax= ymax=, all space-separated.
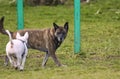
xmin=5 ymin=30 xmax=29 ymax=70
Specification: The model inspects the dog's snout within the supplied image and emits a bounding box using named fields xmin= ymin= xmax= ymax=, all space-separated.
xmin=60 ymin=37 xmax=64 ymax=42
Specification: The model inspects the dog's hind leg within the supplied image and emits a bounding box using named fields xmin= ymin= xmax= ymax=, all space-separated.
xmin=42 ymin=52 xmax=50 ymax=67
xmin=4 ymin=55 xmax=9 ymax=66
xmin=6 ymin=54 xmax=14 ymax=67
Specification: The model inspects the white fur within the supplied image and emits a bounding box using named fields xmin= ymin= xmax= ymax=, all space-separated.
xmin=6 ymin=30 xmax=29 ymax=70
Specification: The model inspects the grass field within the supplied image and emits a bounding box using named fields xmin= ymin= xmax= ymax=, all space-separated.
xmin=0 ymin=0 xmax=120 ymax=79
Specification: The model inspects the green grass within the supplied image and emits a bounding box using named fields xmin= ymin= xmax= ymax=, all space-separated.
xmin=0 ymin=0 xmax=120 ymax=79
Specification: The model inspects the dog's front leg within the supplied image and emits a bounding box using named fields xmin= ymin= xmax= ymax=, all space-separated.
xmin=42 ymin=52 xmax=50 ymax=67
xmin=20 ymin=54 xmax=27 ymax=70
xmin=51 ymin=53 xmax=62 ymax=66
xmin=6 ymin=54 xmax=14 ymax=67
xmin=20 ymin=55 xmax=26 ymax=70
xmin=49 ymin=50 xmax=62 ymax=67
xmin=20 ymin=47 xmax=28 ymax=70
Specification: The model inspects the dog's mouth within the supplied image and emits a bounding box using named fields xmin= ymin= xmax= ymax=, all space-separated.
xmin=58 ymin=37 xmax=64 ymax=42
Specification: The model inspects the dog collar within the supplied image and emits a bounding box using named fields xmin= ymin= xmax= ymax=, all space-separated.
xmin=17 ymin=39 xmax=26 ymax=43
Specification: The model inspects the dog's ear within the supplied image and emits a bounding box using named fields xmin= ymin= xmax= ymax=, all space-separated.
xmin=53 ymin=23 xmax=59 ymax=31
xmin=64 ymin=22 xmax=69 ymax=32
xmin=16 ymin=32 xmax=21 ymax=38
xmin=24 ymin=32 xmax=29 ymax=39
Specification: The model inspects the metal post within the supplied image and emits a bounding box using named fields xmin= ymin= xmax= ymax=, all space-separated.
xmin=74 ymin=0 xmax=80 ymax=53
xmin=17 ymin=0 xmax=24 ymax=30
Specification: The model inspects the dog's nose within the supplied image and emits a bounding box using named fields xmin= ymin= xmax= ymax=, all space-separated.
xmin=60 ymin=38 xmax=62 ymax=41
xmin=60 ymin=38 xmax=64 ymax=42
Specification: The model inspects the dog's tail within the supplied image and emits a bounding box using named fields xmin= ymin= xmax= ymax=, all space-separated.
xmin=0 ymin=16 xmax=13 ymax=35
xmin=6 ymin=30 xmax=13 ymax=44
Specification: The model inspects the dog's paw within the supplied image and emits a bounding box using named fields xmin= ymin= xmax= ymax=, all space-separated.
xmin=19 ymin=69 xmax=24 ymax=71
xmin=15 ymin=66 xmax=18 ymax=70
xmin=61 ymin=64 xmax=67 ymax=67
xmin=4 ymin=62 xmax=8 ymax=66
xmin=19 ymin=66 xmax=24 ymax=71
xmin=42 ymin=66 xmax=46 ymax=69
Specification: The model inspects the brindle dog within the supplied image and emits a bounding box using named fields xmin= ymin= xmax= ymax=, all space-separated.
xmin=0 ymin=16 xmax=69 ymax=67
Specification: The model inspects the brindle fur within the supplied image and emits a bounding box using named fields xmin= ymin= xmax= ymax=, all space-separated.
xmin=0 ymin=16 xmax=69 ymax=67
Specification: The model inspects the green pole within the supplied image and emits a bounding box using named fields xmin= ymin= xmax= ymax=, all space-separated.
xmin=17 ymin=0 xmax=24 ymax=30
xmin=74 ymin=0 xmax=80 ymax=53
